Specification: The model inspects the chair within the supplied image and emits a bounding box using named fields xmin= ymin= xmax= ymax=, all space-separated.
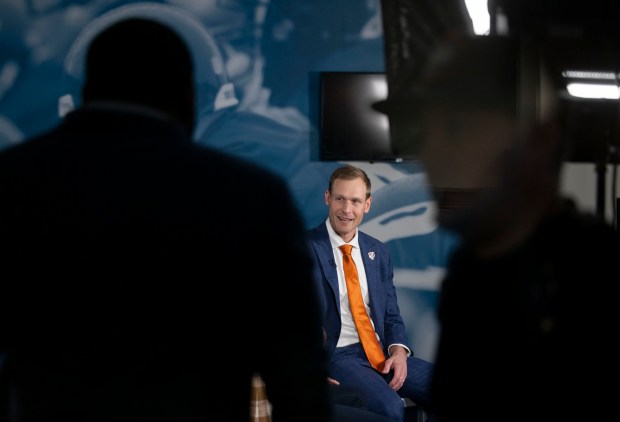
xmin=403 ymin=398 xmax=426 ymax=422
xmin=250 ymin=374 xmax=427 ymax=422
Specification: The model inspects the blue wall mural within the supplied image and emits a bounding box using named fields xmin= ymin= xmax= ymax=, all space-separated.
xmin=0 ymin=0 xmax=458 ymax=362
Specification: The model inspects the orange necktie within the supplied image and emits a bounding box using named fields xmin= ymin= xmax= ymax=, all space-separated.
xmin=339 ymin=244 xmax=386 ymax=371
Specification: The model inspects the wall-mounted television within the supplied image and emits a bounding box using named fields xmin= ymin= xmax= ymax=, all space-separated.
xmin=319 ymin=71 xmax=410 ymax=162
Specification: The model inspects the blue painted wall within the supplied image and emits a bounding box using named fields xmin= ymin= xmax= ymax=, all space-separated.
xmin=0 ymin=0 xmax=458 ymax=361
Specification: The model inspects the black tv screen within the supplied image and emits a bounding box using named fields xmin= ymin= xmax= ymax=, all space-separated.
xmin=319 ymin=71 xmax=408 ymax=162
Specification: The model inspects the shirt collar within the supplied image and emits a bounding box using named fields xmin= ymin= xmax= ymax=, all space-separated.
xmin=325 ymin=218 xmax=360 ymax=251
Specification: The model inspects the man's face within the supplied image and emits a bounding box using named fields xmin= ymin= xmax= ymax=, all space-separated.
xmin=325 ymin=178 xmax=372 ymax=242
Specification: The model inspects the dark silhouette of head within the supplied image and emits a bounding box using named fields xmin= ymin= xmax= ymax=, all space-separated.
xmin=82 ymin=17 xmax=195 ymax=133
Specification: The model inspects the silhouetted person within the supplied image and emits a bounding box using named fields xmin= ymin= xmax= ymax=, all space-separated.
xmin=0 ymin=17 xmax=330 ymax=422
xmin=377 ymin=35 xmax=620 ymax=422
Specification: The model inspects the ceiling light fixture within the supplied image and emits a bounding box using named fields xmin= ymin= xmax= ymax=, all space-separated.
xmin=465 ymin=0 xmax=490 ymax=36
xmin=566 ymin=82 xmax=620 ymax=100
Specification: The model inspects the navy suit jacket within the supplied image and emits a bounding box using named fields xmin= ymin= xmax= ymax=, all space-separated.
xmin=306 ymin=222 xmax=411 ymax=360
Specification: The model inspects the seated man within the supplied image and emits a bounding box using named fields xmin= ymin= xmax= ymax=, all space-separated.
xmin=307 ymin=164 xmax=436 ymax=422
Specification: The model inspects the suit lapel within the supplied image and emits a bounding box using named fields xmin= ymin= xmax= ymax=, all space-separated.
xmin=358 ymin=234 xmax=383 ymax=318
xmin=312 ymin=232 xmax=340 ymax=309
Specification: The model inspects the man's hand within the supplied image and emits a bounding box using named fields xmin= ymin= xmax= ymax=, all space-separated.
xmin=385 ymin=345 xmax=408 ymax=391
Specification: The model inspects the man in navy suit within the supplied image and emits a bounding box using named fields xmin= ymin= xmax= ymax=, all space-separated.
xmin=306 ymin=165 xmax=437 ymax=422
xmin=0 ymin=17 xmax=330 ymax=422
